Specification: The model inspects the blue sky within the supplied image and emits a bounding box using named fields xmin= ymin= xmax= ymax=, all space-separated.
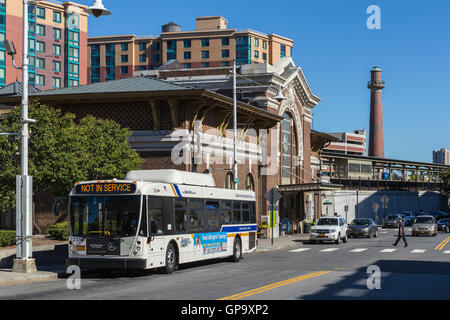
xmin=79 ymin=0 xmax=449 ymax=163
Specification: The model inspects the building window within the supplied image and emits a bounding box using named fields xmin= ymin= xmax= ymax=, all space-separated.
xmin=68 ymin=47 xmax=79 ymax=62
xmin=36 ymin=74 xmax=45 ymax=86
xmin=280 ymin=44 xmax=286 ymax=58
xmin=121 ymin=43 xmax=128 ymax=51
xmin=166 ymin=40 xmax=176 ymax=60
xmin=222 ymin=37 xmax=229 ymax=46
xmin=120 ymin=66 xmax=128 ymax=74
xmin=139 ymin=42 xmax=147 ymax=51
xmin=138 ymin=65 xmax=146 ymax=70
xmin=183 ymin=63 xmax=191 ymax=69
xmin=201 ymin=38 xmax=209 ymax=47
xmin=221 ymin=49 xmax=229 ymax=58
xmin=36 ymin=41 xmax=45 ymax=53
xmin=52 ymin=60 xmax=61 ymax=72
xmin=201 ymin=62 xmax=209 ymax=68
xmin=36 ymin=6 xmax=45 ymax=19
xmin=52 ymin=27 xmax=61 ymax=39
xmin=221 ymin=61 xmax=229 ymax=67
xmin=36 ymin=24 xmax=45 ymax=36
xmin=254 ymin=50 xmax=259 ymax=59
xmin=262 ymin=52 xmax=267 ymax=62
xmin=28 ymin=38 xmax=36 ymax=53
xmin=68 ymin=78 xmax=79 ymax=87
xmin=153 ymin=42 xmax=160 ymax=50
xmin=68 ymin=63 xmax=79 ymax=76
xmin=280 ymin=112 xmax=297 ymax=185
xmin=201 ymin=50 xmax=209 ymax=59
xmin=254 ymin=38 xmax=259 ymax=47
xmin=121 ymin=54 xmax=128 ymax=63
xmin=36 ymin=57 xmax=45 ymax=69
xmin=183 ymin=39 xmax=191 ymax=48
xmin=245 ymin=174 xmax=255 ymax=191
xmin=183 ymin=51 xmax=191 ymax=60
xmin=262 ymin=40 xmax=267 ymax=49
xmin=225 ymin=172 xmax=234 ymax=189
xmin=52 ymin=44 xmax=61 ymax=56
xmin=52 ymin=77 xmax=61 ymax=88
xmin=53 ymin=11 xmax=61 ymax=23
xmin=139 ymin=53 xmax=146 ymax=62
xmin=68 ymin=31 xmax=79 ymax=46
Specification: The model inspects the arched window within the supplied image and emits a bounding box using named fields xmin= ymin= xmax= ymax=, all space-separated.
xmin=225 ymin=172 xmax=234 ymax=189
xmin=245 ymin=174 xmax=255 ymax=191
xmin=280 ymin=112 xmax=297 ymax=185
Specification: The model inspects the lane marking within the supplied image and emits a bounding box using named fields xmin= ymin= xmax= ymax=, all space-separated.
xmin=380 ymin=248 xmax=397 ymax=253
xmin=289 ymin=248 xmax=311 ymax=253
xmin=435 ymin=236 xmax=450 ymax=251
xmin=218 ymin=271 xmax=331 ymax=300
xmin=411 ymin=249 xmax=426 ymax=253
xmin=319 ymin=248 xmax=339 ymax=252
xmin=349 ymin=248 xmax=368 ymax=253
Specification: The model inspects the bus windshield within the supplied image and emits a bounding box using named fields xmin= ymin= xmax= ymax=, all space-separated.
xmin=69 ymin=196 xmax=141 ymax=237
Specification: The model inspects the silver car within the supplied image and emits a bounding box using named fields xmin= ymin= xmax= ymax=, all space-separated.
xmin=411 ymin=215 xmax=437 ymax=236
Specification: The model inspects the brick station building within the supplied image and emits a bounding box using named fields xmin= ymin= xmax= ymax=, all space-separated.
xmin=0 ymin=57 xmax=327 ymax=235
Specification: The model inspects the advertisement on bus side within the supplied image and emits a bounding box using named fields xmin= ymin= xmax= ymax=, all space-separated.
xmin=193 ymin=232 xmax=228 ymax=256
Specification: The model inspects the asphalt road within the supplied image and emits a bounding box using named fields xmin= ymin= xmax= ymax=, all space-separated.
xmin=0 ymin=227 xmax=449 ymax=301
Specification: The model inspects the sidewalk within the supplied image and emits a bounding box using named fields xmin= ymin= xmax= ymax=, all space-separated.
xmin=255 ymin=233 xmax=310 ymax=252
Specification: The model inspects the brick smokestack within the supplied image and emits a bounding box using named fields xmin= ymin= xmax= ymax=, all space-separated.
xmin=367 ymin=66 xmax=385 ymax=158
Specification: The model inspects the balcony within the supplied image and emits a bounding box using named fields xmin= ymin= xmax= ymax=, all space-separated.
xmin=367 ymin=79 xmax=385 ymax=89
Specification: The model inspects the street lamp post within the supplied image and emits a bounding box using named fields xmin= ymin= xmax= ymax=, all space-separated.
xmin=5 ymin=0 xmax=110 ymax=273
xmin=232 ymin=60 xmax=238 ymax=190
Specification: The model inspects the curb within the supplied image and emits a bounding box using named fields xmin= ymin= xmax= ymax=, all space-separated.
xmin=0 ymin=269 xmax=60 ymax=287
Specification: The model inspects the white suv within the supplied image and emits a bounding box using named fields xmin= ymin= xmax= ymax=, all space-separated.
xmin=310 ymin=216 xmax=348 ymax=244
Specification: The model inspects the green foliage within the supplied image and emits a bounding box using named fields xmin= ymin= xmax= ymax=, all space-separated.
xmin=0 ymin=230 xmax=16 ymax=247
xmin=46 ymin=222 xmax=69 ymax=240
xmin=440 ymin=168 xmax=450 ymax=195
xmin=0 ymin=101 xmax=143 ymax=211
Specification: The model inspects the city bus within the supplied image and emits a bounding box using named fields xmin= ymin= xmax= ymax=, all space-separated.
xmin=66 ymin=170 xmax=257 ymax=273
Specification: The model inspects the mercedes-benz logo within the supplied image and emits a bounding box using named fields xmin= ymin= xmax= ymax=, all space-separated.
xmin=107 ymin=242 xmax=117 ymax=252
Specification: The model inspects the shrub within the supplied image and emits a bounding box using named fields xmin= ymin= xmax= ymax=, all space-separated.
xmin=46 ymin=222 xmax=69 ymax=240
xmin=0 ymin=230 xmax=16 ymax=247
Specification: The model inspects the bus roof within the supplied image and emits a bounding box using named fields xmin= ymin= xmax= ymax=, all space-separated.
xmin=124 ymin=170 xmax=216 ymax=187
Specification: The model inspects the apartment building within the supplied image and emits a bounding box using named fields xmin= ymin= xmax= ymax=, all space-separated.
xmin=1 ymin=0 xmax=88 ymax=90
xmin=87 ymin=16 xmax=293 ymax=83
xmin=433 ymin=148 xmax=450 ymax=165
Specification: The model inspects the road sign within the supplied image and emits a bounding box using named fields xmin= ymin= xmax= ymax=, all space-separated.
xmin=265 ymin=187 xmax=282 ymax=204
xmin=234 ymin=178 xmax=240 ymax=184
xmin=344 ymin=205 xmax=349 ymax=212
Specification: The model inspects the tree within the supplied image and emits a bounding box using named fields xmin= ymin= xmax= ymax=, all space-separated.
xmin=440 ymin=168 xmax=450 ymax=196
xmin=0 ymin=101 xmax=142 ymax=211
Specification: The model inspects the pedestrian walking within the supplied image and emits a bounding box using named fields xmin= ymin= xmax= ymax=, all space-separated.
xmin=393 ymin=217 xmax=408 ymax=247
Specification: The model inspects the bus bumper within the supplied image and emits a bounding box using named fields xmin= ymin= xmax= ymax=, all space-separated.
xmin=66 ymin=257 xmax=147 ymax=270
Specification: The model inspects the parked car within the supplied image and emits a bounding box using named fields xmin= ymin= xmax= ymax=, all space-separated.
xmin=347 ymin=218 xmax=378 ymax=238
xmin=310 ymin=216 xmax=348 ymax=244
xmin=383 ymin=214 xmax=404 ymax=228
xmin=402 ymin=212 xmax=416 ymax=226
xmin=437 ymin=218 xmax=450 ymax=233
xmin=411 ymin=215 xmax=437 ymax=236
xmin=436 ymin=214 xmax=450 ymax=222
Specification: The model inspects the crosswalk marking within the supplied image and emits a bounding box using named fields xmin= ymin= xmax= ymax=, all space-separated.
xmin=320 ymin=248 xmax=339 ymax=252
xmin=443 ymin=250 xmax=450 ymax=254
xmin=411 ymin=249 xmax=426 ymax=253
xmin=289 ymin=248 xmax=311 ymax=253
xmin=380 ymin=248 xmax=397 ymax=253
xmin=349 ymin=248 xmax=368 ymax=253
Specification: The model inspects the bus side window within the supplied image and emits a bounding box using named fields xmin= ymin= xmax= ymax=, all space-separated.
xmin=233 ymin=202 xmax=242 ymax=223
xmin=242 ymin=202 xmax=250 ymax=223
xmin=249 ymin=202 xmax=256 ymax=223
xmin=175 ymin=199 xmax=187 ymax=234
xmin=206 ymin=201 xmax=220 ymax=232
xmin=148 ymin=197 xmax=164 ymax=235
xmin=220 ymin=201 xmax=232 ymax=225
xmin=189 ymin=200 xmax=206 ymax=233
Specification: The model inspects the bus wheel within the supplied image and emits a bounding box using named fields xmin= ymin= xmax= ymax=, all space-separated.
xmin=230 ymin=238 xmax=242 ymax=262
xmin=164 ymin=242 xmax=178 ymax=274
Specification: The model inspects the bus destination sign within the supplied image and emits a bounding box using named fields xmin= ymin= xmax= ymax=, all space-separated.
xmin=75 ymin=183 xmax=136 ymax=194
